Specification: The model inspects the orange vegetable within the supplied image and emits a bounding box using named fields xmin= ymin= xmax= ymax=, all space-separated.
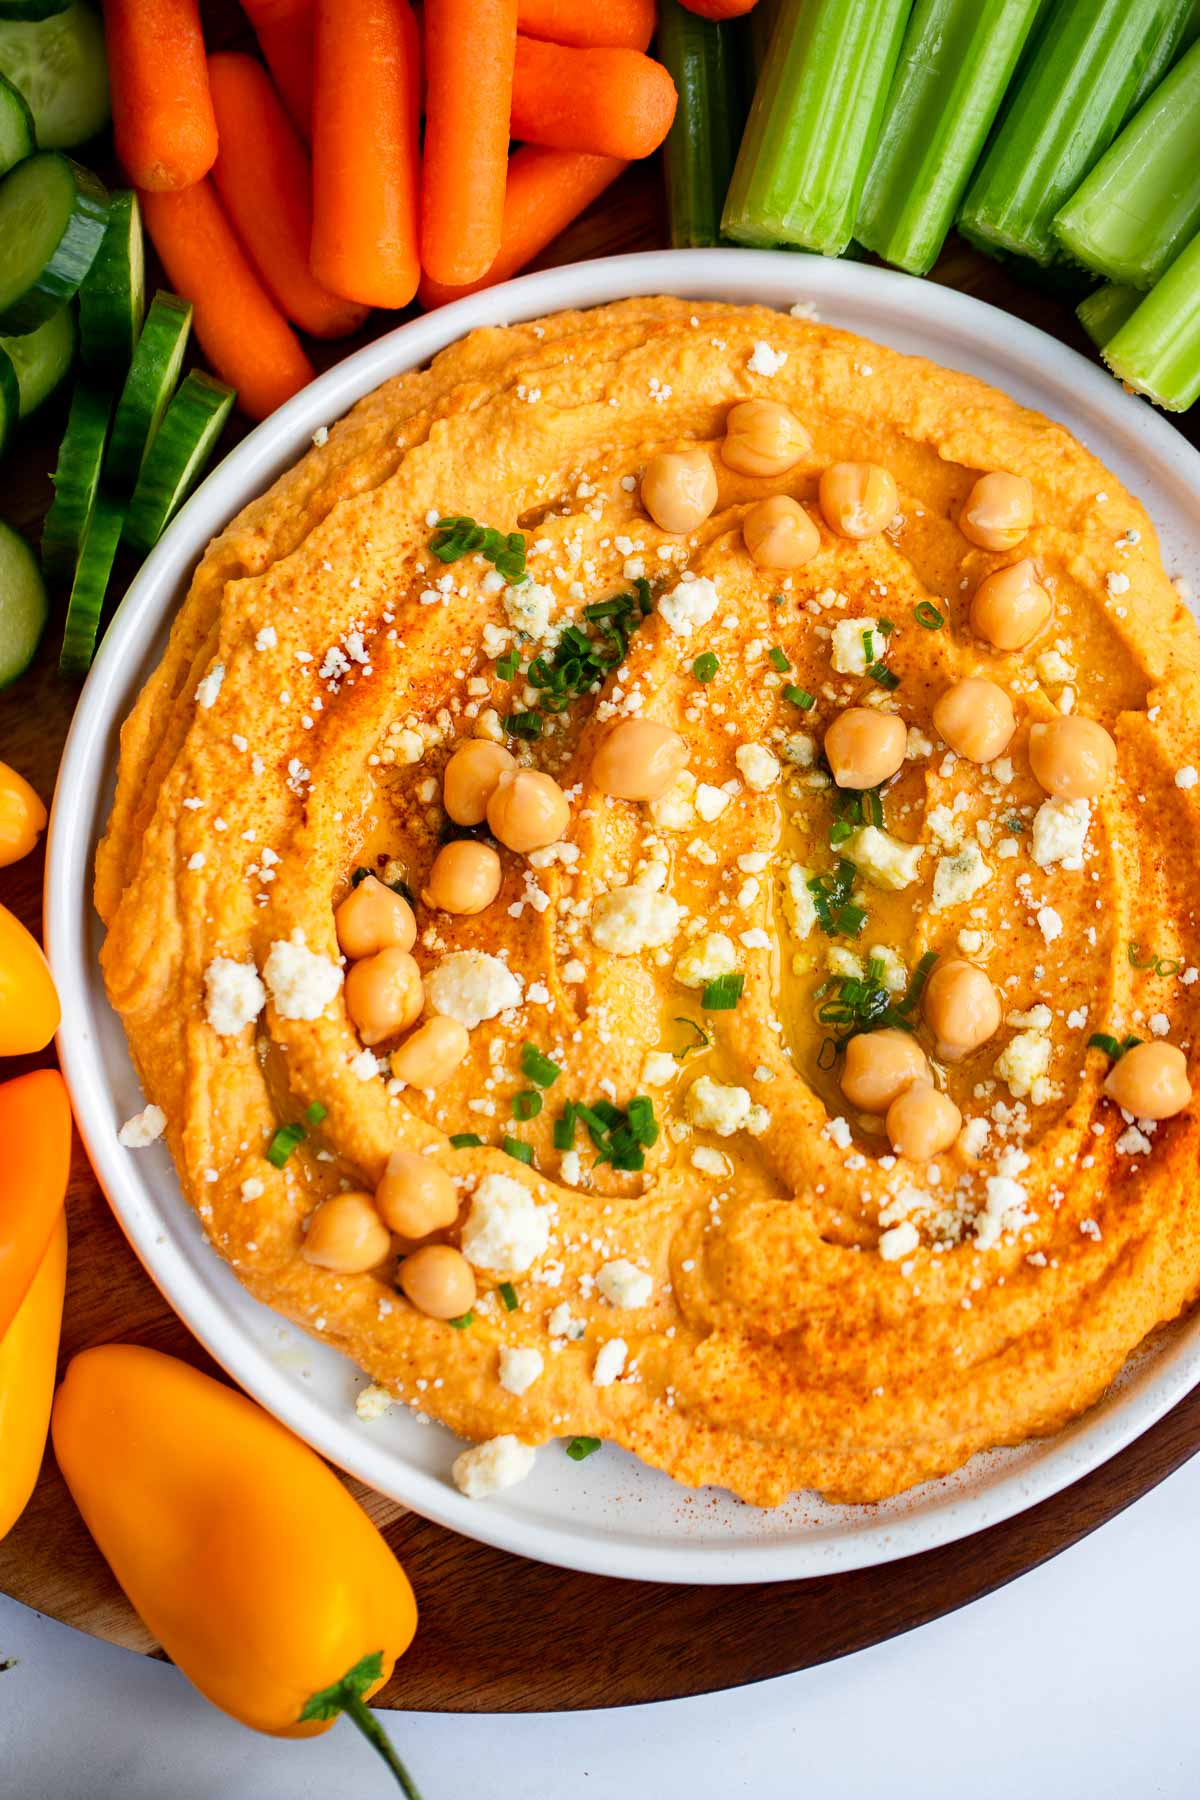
xmin=0 ymin=1069 xmax=71 ymax=1340
xmin=53 ymin=1346 xmax=420 ymax=1788
xmin=102 ymin=0 xmax=219 ymax=191
xmin=0 ymin=1212 xmax=67 ymax=1544
xmin=141 ymin=181 xmax=315 ymax=420
xmin=0 ymin=760 xmax=47 ymax=867
xmin=517 ymin=0 xmax=656 ymax=49
xmin=0 ymin=905 xmax=60 ymax=1057
xmin=310 ymin=0 xmax=421 ymax=310
xmin=419 ymin=145 xmax=627 ymax=307
xmin=421 ymin=0 xmax=519 ymax=287
xmin=208 ymin=53 xmax=367 ymax=339
xmin=678 ymin=0 xmax=758 ymax=15
xmin=511 ymin=37 xmax=677 ymax=160
xmin=241 ymin=0 xmax=315 ymax=138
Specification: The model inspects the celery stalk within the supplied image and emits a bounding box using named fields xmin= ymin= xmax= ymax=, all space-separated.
xmin=658 ymin=0 xmax=746 ymax=248
xmin=1053 ymin=41 xmax=1200 ymax=287
xmin=721 ymin=0 xmax=914 ymax=256
xmin=959 ymin=0 xmax=1195 ymax=268
xmin=1103 ymin=229 xmax=1200 ymax=409
xmin=1076 ymin=282 xmax=1143 ymax=348
xmin=856 ymin=0 xmax=1044 ymax=276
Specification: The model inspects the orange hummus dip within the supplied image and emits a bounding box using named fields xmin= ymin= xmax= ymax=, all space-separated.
xmin=97 ymin=297 xmax=1200 ymax=1507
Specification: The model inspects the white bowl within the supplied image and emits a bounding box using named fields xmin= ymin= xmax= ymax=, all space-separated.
xmin=47 ymin=249 xmax=1200 ymax=1585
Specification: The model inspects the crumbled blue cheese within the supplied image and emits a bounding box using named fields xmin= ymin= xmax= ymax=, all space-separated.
xmin=452 ymin=1434 xmax=537 ymax=1498
xmin=846 ymin=826 xmax=924 ymax=892
xmin=658 ymin=576 xmax=720 ymax=638
xmin=590 ymin=886 xmax=683 ymax=954
xmin=592 ymin=1338 xmax=628 ymax=1386
xmin=735 ymin=742 xmax=781 ymax=791
xmin=427 ymin=950 xmax=521 ymax=1027
xmin=597 ymin=1260 xmax=653 ymax=1309
xmin=263 ymin=931 xmax=343 ymax=1021
xmin=203 ymin=956 xmax=266 ymax=1036
xmin=931 ymin=843 xmax=991 ymax=910
xmin=674 ymin=932 xmax=737 ymax=988
xmin=461 ymin=1173 xmax=550 ymax=1274
xmin=1031 ymin=796 xmax=1090 ymax=869
xmin=498 ymin=1346 xmax=544 ymax=1395
xmin=118 ymin=1103 xmax=166 ymax=1148
xmin=686 ymin=1076 xmax=769 ymax=1137
xmin=830 ymin=617 xmax=881 ymax=676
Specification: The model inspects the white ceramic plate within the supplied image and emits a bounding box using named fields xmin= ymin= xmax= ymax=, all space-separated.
xmin=47 ymin=250 xmax=1200 ymax=1585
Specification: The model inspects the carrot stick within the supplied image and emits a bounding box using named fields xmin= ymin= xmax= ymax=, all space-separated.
xmin=241 ymin=0 xmax=315 ymax=139
xmin=678 ymin=0 xmax=759 ymax=15
xmin=421 ymin=0 xmax=519 ymax=287
xmin=141 ymin=181 xmax=314 ymax=420
xmin=419 ymin=146 xmax=627 ymax=308
xmin=511 ymin=37 xmax=677 ymax=159
xmin=208 ymin=53 xmax=367 ymax=339
xmin=310 ymin=0 xmax=421 ymax=310
xmin=102 ymin=0 xmax=218 ymax=191
xmin=517 ymin=0 xmax=656 ymax=49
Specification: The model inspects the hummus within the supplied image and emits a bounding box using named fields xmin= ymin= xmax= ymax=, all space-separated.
xmin=97 ymin=297 xmax=1200 ymax=1507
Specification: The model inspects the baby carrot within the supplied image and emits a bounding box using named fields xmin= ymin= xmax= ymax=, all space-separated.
xmin=419 ymin=145 xmax=627 ymax=307
xmin=208 ymin=53 xmax=367 ymax=339
xmin=421 ymin=0 xmax=519 ymax=287
xmin=102 ymin=0 xmax=218 ymax=191
xmin=516 ymin=0 xmax=656 ymax=49
xmin=310 ymin=0 xmax=421 ymax=310
xmin=678 ymin=0 xmax=759 ymax=16
xmin=511 ymin=38 xmax=677 ymax=159
xmin=240 ymin=0 xmax=315 ymax=138
xmin=140 ymin=181 xmax=314 ymax=420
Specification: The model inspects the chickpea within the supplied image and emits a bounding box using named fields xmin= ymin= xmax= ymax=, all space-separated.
xmin=1028 ymin=715 xmax=1117 ymax=800
xmin=443 ymin=740 xmax=517 ymax=827
xmin=960 ymin=472 xmax=1033 ymax=552
xmin=376 ymin=1149 xmax=460 ymax=1239
xmin=923 ymin=958 xmax=1000 ymax=1060
xmin=886 ymin=1080 xmax=962 ymax=1161
xmin=932 ymin=677 xmax=1016 ymax=763
xmin=720 ymin=399 xmax=812 ymax=478
xmin=302 ymin=1192 xmax=391 ymax=1273
xmin=592 ymin=717 xmax=687 ymax=802
xmin=390 ymin=1015 xmax=470 ymax=1088
xmin=399 ymin=1243 xmax=477 ymax=1320
xmin=641 ymin=447 xmax=718 ymax=534
xmin=743 ymin=495 xmax=820 ymax=570
xmin=970 ymin=559 xmax=1052 ymax=651
xmin=840 ymin=1028 xmax=929 ymax=1113
xmin=334 ymin=874 xmax=416 ymax=961
xmin=345 ymin=947 xmax=424 ymax=1046
xmin=423 ymin=840 xmax=502 ymax=915
xmin=1104 ymin=1042 xmax=1192 ymax=1121
xmin=818 ymin=462 xmax=899 ymax=540
xmin=487 ymin=767 xmax=570 ymax=853
xmin=824 ymin=707 xmax=906 ymax=790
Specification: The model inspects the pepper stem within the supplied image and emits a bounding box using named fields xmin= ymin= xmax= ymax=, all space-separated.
xmin=340 ymin=1690 xmax=424 ymax=1800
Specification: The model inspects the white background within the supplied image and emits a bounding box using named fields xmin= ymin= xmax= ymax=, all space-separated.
xmin=2 ymin=1450 xmax=1198 ymax=1799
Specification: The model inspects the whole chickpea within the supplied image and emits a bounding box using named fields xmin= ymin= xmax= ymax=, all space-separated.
xmin=443 ymin=741 xmax=517 ymax=826
xmin=641 ymin=447 xmax=718 ymax=534
xmin=376 ymin=1149 xmax=460 ymax=1239
xmin=334 ymin=874 xmax=416 ymax=961
xmin=960 ymin=472 xmax=1033 ymax=551
xmin=840 ymin=1028 xmax=929 ymax=1113
xmin=824 ymin=708 xmax=906 ymax=790
xmin=1104 ymin=1041 xmax=1192 ymax=1121
xmin=390 ymin=1015 xmax=470 ymax=1088
xmin=423 ymin=840 xmax=502 ymax=915
xmin=970 ymin=559 xmax=1052 ymax=651
xmin=399 ymin=1244 xmax=477 ymax=1320
xmin=591 ymin=718 xmax=688 ymax=802
xmin=302 ymin=1192 xmax=391 ymax=1273
xmin=743 ymin=495 xmax=821 ymax=570
xmin=720 ymin=399 xmax=812 ymax=478
xmin=345 ymin=947 xmax=424 ymax=1045
xmin=886 ymin=1080 xmax=962 ymax=1160
xmin=923 ymin=958 xmax=1000 ymax=1060
xmin=818 ymin=462 xmax=899 ymax=539
xmin=487 ymin=768 xmax=570 ymax=853
xmin=1028 ymin=715 xmax=1117 ymax=799
xmin=932 ymin=678 xmax=1016 ymax=763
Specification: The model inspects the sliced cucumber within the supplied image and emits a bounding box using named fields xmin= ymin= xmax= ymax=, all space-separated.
xmin=0 ymin=68 xmax=33 ymax=174
xmin=103 ymin=290 xmax=192 ymax=490
xmin=125 ymin=370 xmax=234 ymax=554
xmin=59 ymin=490 xmax=122 ymax=674
xmin=1 ymin=300 xmax=76 ymax=415
xmin=0 ymin=150 xmax=107 ymax=333
xmin=42 ymin=376 xmax=108 ymax=579
xmin=0 ymin=1 xmax=109 ymax=149
xmin=0 ymin=517 xmax=48 ymax=687
xmin=79 ymin=189 xmax=144 ymax=375
xmin=0 ymin=1 xmax=72 ymax=18
xmin=0 ymin=343 xmax=17 ymax=452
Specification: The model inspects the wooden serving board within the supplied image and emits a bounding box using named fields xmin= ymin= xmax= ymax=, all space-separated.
xmin=2 ymin=32 xmax=1200 ymax=1707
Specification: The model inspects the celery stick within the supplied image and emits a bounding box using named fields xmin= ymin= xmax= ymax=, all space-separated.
xmin=1053 ymin=41 xmax=1200 ymax=287
xmin=749 ymin=0 xmax=780 ymax=74
xmin=856 ymin=0 xmax=1043 ymax=276
xmin=721 ymin=0 xmax=913 ymax=256
xmin=1103 ymin=229 xmax=1200 ymax=409
xmin=1076 ymin=282 xmax=1143 ymax=348
xmin=959 ymin=0 xmax=1195 ymax=268
xmin=658 ymin=0 xmax=746 ymax=248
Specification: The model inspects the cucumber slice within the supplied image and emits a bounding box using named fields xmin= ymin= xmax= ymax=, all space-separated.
xmin=59 ymin=489 xmax=122 ymax=673
xmin=0 ymin=517 xmax=48 ymax=687
xmin=79 ymin=189 xmax=144 ymax=375
xmin=0 ymin=1 xmax=72 ymax=18
xmin=1 ymin=300 xmax=76 ymax=414
xmin=125 ymin=370 xmax=234 ymax=554
xmin=0 ymin=1 xmax=109 ymax=149
xmin=41 ymin=377 xmax=108 ymax=578
xmin=103 ymin=290 xmax=192 ymax=490
xmin=0 ymin=150 xmax=107 ymax=333
xmin=0 ymin=344 xmax=17 ymax=453
xmin=0 ymin=68 xmax=33 ymax=174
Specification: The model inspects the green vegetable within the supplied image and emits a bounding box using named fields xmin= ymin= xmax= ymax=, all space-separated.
xmin=673 ymin=1016 xmax=709 ymax=1060
xmin=702 ymin=971 xmax=744 ymax=1010
xmin=512 ymin=1090 xmax=542 ymax=1121
xmin=79 ymin=188 xmax=145 ymax=373
xmin=41 ymin=378 xmax=109 ymax=579
xmin=449 ymin=1133 xmax=483 ymax=1148
xmin=658 ymin=0 xmax=745 ymax=247
xmin=807 ymin=859 xmax=867 ymax=938
xmin=502 ymin=1136 xmax=534 ymax=1165
xmin=0 ymin=149 xmax=107 ymax=333
xmin=0 ymin=517 xmax=47 ymax=688
xmin=520 ymin=1043 xmax=561 ymax=1088
xmin=124 ymin=369 xmax=235 ymax=554
xmin=565 ymin=1436 xmax=601 ymax=1461
xmin=104 ymin=290 xmax=192 ymax=489
xmin=913 ymin=599 xmax=944 ymax=629
xmin=1088 ymin=1030 xmax=1142 ymax=1060
xmin=0 ymin=68 xmax=33 ymax=177
xmin=868 ymin=662 xmax=900 ymax=691
xmin=447 ymin=1312 xmax=474 ymax=1330
xmin=552 ymin=1103 xmax=576 ymax=1151
xmin=692 ymin=651 xmax=719 ymax=682
xmin=58 ymin=489 xmax=121 ymax=673
xmin=507 ymin=576 xmax=653 ymax=735
xmin=429 ymin=514 xmax=526 ymax=584
xmin=783 ymin=683 xmax=815 ymax=709
xmin=498 ymin=1281 xmax=518 ymax=1312
xmin=0 ymin=302 xmax=76 ymax=421
xmin=768 ymin=645 xmax=790 ymax=672
xmin=266 ymin=1121 xmax=306 ymax=1168
xmin=494 ymin=648 xmax=519 ymax=680
xmin=0 ymin=0 xmax=109 ymax=149
xmin=1076 ymin=282 xmax=1142 ymax=348
xmin=1102 ymin=227 xmax=1200 ymax=409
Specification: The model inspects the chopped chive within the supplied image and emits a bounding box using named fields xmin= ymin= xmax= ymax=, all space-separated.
xmin=693 ymin=651 xmax=719 ymax=682
xmin=817 ymin=1035 xmax=838 ymax=1070
xmin=877 ymin=618 xmax=895 ymax=636
xmin=502 ymin=1136 xmax=534 ymax=1165
xmin=914 ymin=600 xmax=943 ymax=629
xmin=447 ymin=1311 xmax=474 ymax=1330
xmin=702 ymin=971 xmax=745 ymax=1010
xmin=512 ymin=1090 xmax=542 ymax=1121
xmin=495 ymin=649 xmax=520 ymax=680
xmin=304 ymin=1101 xmax=328 ymax=1126
xmin=430 ymin=514 xmax=527 ymax=583
xmin=566 ymin=1436 xmax=601 ymax=1461
xmin=521 ymin=1042 xmax=561 ymax=1087
xmin=449 ymin=1132 xmax=483 ymax=1149
xmin=673 ymin=1016 xmax=710 ymax=1060
xmin=552 ymin=1103 xmax=577 ymax=1151
xmin=833 ymin=902 xmax=867 ymax=936
xmin=1155 ymin=957 xmax=1183 ymax=976
xmin=829 ymin=818 xmax=853 ymax=846
xmin=1087 ymin=1032 xmax=1122 ymax=1060
xmin=266 ymin=1122 xmax=306 ymax=1168
xmin=867 ymin=662 xmax=900 ymax=691
xmin=498 ymin=1281 xmax=519 ymax=1312
xmin=626 ymin=1096 xmax=660 ymax=1146
xmin=898 ymin=948 xmax=937 ymax=1014
xmin=350 ymin=866 xmax=371 ymax=887
xmin=784 ymin=683 xmax=815 ymax=709
xmin=505 ymin=711 xmax=543 ymax=739
xmin=861 ymin=628 xmax=875 ymax=664
xmin=1127 ymin=941 xmax=1157 ymax=969
xmin=768 ymin=645 xmax=791 ymax=672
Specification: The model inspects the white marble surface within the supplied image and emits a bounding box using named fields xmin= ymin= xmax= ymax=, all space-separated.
xmin=2 ymin=1449 xmax=1198 ymax=1799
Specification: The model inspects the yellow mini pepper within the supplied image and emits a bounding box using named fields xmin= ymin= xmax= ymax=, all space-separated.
xmin=0 ymin=1212 xmax=67 ymax=1543
xmin=52 ymin=1345 xmax=422 ymax=1793
xmin=0 ymin=903 xmax=60 ymax=1056
xmin=0 ymin=759 xmax=47 ymax=868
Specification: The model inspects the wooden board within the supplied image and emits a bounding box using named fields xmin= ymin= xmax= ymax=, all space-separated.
xmin=2 ymin=46 xmax=1200 ymax=1709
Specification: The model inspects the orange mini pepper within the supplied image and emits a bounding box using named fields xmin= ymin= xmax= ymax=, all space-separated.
xmin=0 ymin=904 xmax=61 ymax=1055
xmin=53 ymin=1346 xmax=422 ymax=1792
xmin=0 ymin=1069 xmax=72 ymax=1340
xmin=0 ymin=760 xmax=47 ymax=867
xmin=0 ymin=1211 xmax=67 ymax=1543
